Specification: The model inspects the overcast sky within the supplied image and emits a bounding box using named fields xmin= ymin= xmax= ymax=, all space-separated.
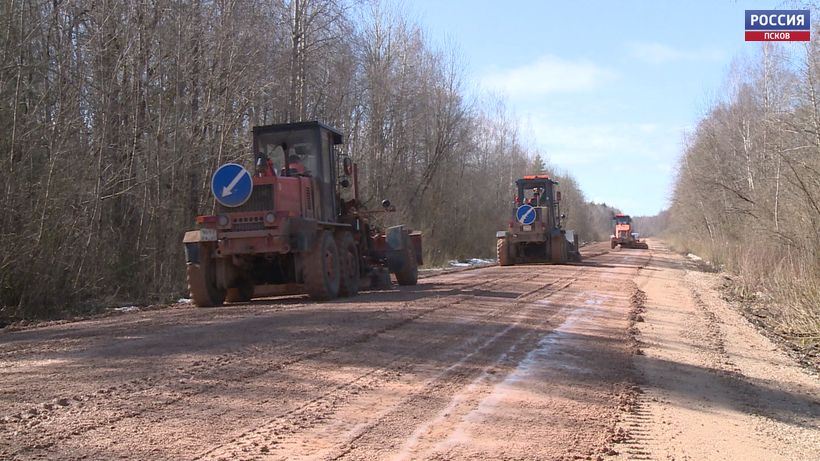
xmin=410 ymin=0 xmax=803 ymax=215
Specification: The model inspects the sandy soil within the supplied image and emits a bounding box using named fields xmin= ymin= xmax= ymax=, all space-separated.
xmin=609 ymin=240 xmax=820 ymax=461
xmin=0 ymin=241 xmax=816 ymax=460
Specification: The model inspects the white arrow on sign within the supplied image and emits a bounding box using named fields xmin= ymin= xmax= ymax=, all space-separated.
xmin=521 ymin=207 xmax=535 ymax=223
xmin=221 ymin=169 xmax=247 ymax=197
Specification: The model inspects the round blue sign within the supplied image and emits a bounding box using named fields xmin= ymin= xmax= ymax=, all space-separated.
xmin=516 ymin=204 xmax=536 ymax=225
xmin=211 ymin=163 xmax=253 ymax=207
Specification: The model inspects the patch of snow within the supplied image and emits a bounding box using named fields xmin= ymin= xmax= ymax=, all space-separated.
xmin=686 ymin=253 xmax=703 ymax=261
xmin=448 ymin=258 xmax=495 ymax=268
xmin=469 ymin=258 xmax=494 ymax=265
xmin=177 ymin=298 xmax=193 ymax=304
xmin=113 ymin=305 xmax=140 ymax=313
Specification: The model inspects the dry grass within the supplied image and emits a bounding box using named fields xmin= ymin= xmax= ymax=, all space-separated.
xmin=768 ymin=278 xmax=820 ymax=342
xmin=663 ymin=235 xmax=820 ymax=367
xmin=726 ymin=274 xmax=820 ymax=370
xmin=735 ymin=245 xmax=819 ymax=342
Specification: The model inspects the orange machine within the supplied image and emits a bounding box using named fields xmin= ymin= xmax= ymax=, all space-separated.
xmin=610 ymin=214 xmax=649 ymax=250
xmin=183 ymin=121 xmax=422 ymax=306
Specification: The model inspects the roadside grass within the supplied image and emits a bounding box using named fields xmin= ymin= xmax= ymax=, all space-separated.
xmin=764 ymin=277 xmax=820 ymax=349
xmin=722 ymin=274 xmax=820 ymax=372
xmin=663 ymin=235 xmax=820 ymax=371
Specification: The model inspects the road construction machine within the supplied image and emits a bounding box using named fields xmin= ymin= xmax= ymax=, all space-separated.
xmin=610 ymin=214 xmax=649 ymax=249
xmin=495 ymin=175 xmax=581 ymax=266
xmin=183 ymin=121 xmax=422 ymax=307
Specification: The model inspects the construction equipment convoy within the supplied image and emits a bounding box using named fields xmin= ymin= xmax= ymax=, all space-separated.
xmin=610 ymin=214 xmax=649 ymax=249
xmin=183 ymin=121 xmax=422 ymax=307
xmin=495 ymin=175 xmax=582 ymax=266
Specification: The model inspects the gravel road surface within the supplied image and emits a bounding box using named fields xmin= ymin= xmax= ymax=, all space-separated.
xmin=1 ymin=241 xmax=817 ymax=460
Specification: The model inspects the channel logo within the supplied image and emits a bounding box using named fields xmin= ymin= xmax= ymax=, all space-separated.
xmin=745 ymin=10 xmax=810 ymax=41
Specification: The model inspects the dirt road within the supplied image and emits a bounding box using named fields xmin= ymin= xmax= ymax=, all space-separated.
xmin=1 ymin=241 xmax=817 ymax=460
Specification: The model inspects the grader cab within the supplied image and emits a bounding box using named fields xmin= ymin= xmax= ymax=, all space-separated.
xmin=183 ymin=121 xmax=422 ymax=307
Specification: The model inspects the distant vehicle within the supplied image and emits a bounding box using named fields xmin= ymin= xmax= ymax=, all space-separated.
xmin=183 ymin=121 xmax=422 ymax=307
xmin=495 ymin=175 xmax=581 ymax=266
xmin=610 ymin=214 xmax=649 ymax=249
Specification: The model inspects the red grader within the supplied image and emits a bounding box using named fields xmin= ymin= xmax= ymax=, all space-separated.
xmin=183 ymin=121 xmax=422 ymax=306
xmin=610 ymin=214 xmax=649 ymax=249
xmin=496 ymin=175 xmax=581 ymax=266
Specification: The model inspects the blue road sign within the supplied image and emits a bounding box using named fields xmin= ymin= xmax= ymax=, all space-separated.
xmin=516 ymin=204 xmax=536 ymax=225
xmin=211 ymin=163 xmax=253 ymax=207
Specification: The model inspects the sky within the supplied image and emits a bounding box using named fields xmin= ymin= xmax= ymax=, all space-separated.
xmin=409 ymin=0 xmax=808 ymax=216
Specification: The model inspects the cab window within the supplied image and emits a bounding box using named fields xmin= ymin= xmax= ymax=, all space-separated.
xmin=255 ymin=129 xmax=321 ymax=179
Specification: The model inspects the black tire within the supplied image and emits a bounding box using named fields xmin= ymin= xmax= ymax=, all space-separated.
xmin=395 ymin=239 xmax=418 ymax=286
xmin=187 ymin=243 xmax=226 ymax=307
xmin=611 ymin=239 xmax=617 ymax=249
xmin=304 ymin=231 xmax=340 ymax=300
xmin=336 ymin=232 xmax=360 ymax=297
xmin=497 ymin=239 xmax=513 ymax=266
xmin=226 ymin=278 xmax=254 ymax=303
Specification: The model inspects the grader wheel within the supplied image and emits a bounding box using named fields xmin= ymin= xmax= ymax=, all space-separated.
xmin=304 ymin=231 xmax=341 ymax=300
xmin=395 ymin=239 xmax=418 ymax=286
xmin=336 ymin=232 xmax=360 ymax=297
xmin=226 ymin=279 xmax=254 ymax=303
xmin=497 ymin=239 xmax=514 ymax=266
xmin=186 ymin=243 xmax=226 ymax=307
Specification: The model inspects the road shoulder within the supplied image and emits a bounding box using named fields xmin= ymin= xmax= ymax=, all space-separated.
xmin=610 ymin=241 xmax=820 ymax=461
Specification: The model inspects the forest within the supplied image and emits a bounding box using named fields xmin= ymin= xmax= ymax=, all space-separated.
xmin=666 ymin=38 xmax=820 ymax=343
xmin=0 ymin=0 xmax=619 ymax=319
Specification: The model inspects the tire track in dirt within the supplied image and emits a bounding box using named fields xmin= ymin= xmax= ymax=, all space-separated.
xmin=321 ymin=275 xmax=598 ymax=460
xmin=608 ymin=242 xmax=820 ymax=461
xmin=193 ymin=271 xmax=583 ymax=461
xmin=394 ymin=251 xmax=651 ymax=461
xmin=2 ymin=273 xmax=504 ymax=425
xmin=609 ymin=276 xmax=655 ymax=461
xmin=386 ymin=293 xmax=587 ymax=461
xmin=134 ymin=270 xmax=577 ymax=460
xmin=2 ymin=243 xmax=636 ymax=460
xmin=1 ymin=270 xmax=551 ymax=459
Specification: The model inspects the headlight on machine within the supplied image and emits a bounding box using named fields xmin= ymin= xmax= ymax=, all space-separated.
xmin=217 ymin=215 xmax=229 ymax=226
xmin=264 ymin=212 xmax=276 ymax=225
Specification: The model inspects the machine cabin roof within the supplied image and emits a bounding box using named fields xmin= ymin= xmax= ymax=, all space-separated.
xmin=516 ymin=177 xmax=558 ymax=189
xmin=252 ymin=120 xmax=343 ymax=145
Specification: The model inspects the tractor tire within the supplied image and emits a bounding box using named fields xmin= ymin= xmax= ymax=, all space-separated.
xmin=497 ymin=239 xmax=514 ymax=266
xmin=336 ymin=232 xmax=360 ymax=297
xmin=187 ymin=243 xmax=226 ymax=307
xmin=226 ymin=279 xmax=254 ymax=303
xmin=395 ymin=239 xmax=418 ymax=286
xmin=610 ymin=239 xmax=617 ymax=249
xmin=304 ymin=231 xmax=341 ymax=300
